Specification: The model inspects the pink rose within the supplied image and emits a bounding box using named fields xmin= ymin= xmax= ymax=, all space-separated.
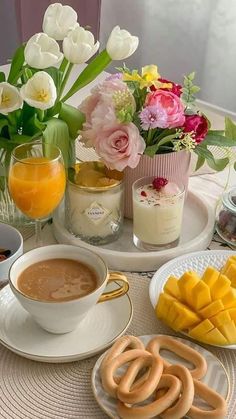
xmin=145 ymin=90 xmax=185 ymax=128
xmin=93 ymin=122 xmax=146 ymax=171
xmin=183 ymin=114 xmax=208 ymax=143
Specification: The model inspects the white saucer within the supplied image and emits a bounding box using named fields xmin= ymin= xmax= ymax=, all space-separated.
xmin=149 ymin=250 xmax=236 ymax=349
xmin=53 ymin=189 xmax=214 ymax=272
xmin=92 ymin=335 xmax=230 ymax=419
xmin=0 ymin=285 xmax=133 ymax=363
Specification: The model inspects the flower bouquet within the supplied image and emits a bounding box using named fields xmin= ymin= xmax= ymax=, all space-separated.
xmin=0 ymin=2 xmax=138 ymax=226
xmin=79 ymin=65 xmax=236 ymax=217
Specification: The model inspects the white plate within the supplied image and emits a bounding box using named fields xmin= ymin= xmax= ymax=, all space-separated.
xmin=149 ymin=250 xmax=236 ymax=349
xmin=0 ymin=285 xmax=133 ymax=363
xmin=91 ymin=334 xmax=230 ymax=419
xmin=53 ymin=189 xmax=215 ymax=272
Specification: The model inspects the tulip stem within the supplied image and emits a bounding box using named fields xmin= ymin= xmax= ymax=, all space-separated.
xmin=58 ymin=63 xmax=73 ymax=99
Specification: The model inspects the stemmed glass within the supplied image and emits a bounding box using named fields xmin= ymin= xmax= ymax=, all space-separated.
xmin=8 ymin=142 xmax=66 ymax=247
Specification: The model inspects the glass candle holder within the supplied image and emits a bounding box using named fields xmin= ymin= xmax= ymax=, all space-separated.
xmin=216 ymin=187 xmax=236 ymax=246
xmin=132 ymin=176 xmax=185 ymax=251
xmin=66 ymin=162 xmax=124 ymax=245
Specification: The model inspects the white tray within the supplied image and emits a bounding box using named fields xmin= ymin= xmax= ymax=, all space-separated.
xmin=53 ymin=189 xmax=215 ymax=272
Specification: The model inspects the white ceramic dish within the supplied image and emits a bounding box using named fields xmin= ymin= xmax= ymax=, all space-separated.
xmin=0 ymin=285 xmax=133 ymax=363
xmin=149 ymin=250 xmax=236 ymax=349
xmin=91 ymin=334 xmax=230 ymax=419
xmin=53 ymin=189 xmax=215 ymax=272
xmin=0 ymin=223 xmax=23 ymax=282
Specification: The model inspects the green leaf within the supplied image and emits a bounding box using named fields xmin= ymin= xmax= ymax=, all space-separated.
xmin=208 ymin=129 xmax=224 ymax=136
xmin=195 ymin=146 xmax=229 ymax=171
xmin=62 ymin=49 xmax=112 ymax=102
xmin=43 ymin=118 xmax=71 ymax=168
xmin=44 ymin=67 xmax=63 ymax=92
xmin=202 ymin=133 xmax=236 ymax=147
xmin=145 ymin=133 xmax=177 ymax=156
xmin=7 ymin=44 xmax=25 ymax=84
xmin=188 ymin=71 xmax=196 ymax=81
xmin=0 ymin=72 xmax=5 ymax=82
xmin=10 ymin=134 xmax=34 ymax=144
xmin=195 ymin=154 xmax=205 ymax=171
xmin=234 ymin=160 xmax=236 ymax=171
xmin=0 ymin=119 xmax=9 ymax=134
xmin=59 ymin=103 xmax=85 ymax=139
xmin=225 ymin=117 xmax=236 ymax=140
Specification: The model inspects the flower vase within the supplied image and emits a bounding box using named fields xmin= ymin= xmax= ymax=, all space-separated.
xmin=124 ymin=150 xmax=191 ymax=219
xmin=0 ymin=177 xmax=34 ymax=240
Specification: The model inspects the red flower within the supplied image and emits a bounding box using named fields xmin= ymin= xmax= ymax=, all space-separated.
xmin=183 ymin=114 xmax=208 ymax=143
xmin=152 ymin=177 xmax=168 ymax=191
xmin=150 ymin=78 xmax=182 ymax=97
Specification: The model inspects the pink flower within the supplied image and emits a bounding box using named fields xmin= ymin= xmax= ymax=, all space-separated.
xmin=183 ymin=114 xmax=208 ymax=143
xmin=145 ymin=90 xmax=185 ymax=128
xmin=93 ymin=122 xmax=146 ymax=171
xmin=139 ymin=105 xmax=167 ymax=129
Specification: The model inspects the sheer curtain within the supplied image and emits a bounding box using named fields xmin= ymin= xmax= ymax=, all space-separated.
xmin=100 ymin=0 xmax=236 ymax=113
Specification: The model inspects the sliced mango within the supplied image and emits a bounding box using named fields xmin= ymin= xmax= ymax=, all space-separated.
xmin=219 ymin=320 xmax=236 ymax=342
xmin=210 ymin=274 xmax=231 ymax=300
xmin=163 ymin=275 xmax=182 ymax=300
xmin=190 ymin=280 xmax=211 ymax=311
xmin=203 ymin=328 xmax=228 ymax=345
xmin=228 ymin=308 xmax=236 ymax=321
xmin=221 ymin=288 xmax=236 ymax=309
xmin=210 ymin=310 xmax=231 ymax=328
xmin=155 ymin=293 xmax=177 ymax=320
xmin=202 ymin=266 xmax=219 ymax=288
xmin=224 ymin=264 xmax=236 ymax=288
xmin=221 ymin=256 xmax=236 ymax=274
xmin=199 ymin=299 xmax=224 ymax=319
xmin=177 ymin=271 xmax=200 ymax=305
xmin=171 ymin=301 xmax=200 ymax=331
xmin=188 ymin=319 xmax=214 ymax=338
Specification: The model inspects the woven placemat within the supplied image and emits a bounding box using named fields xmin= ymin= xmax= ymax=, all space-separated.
xmin=0 ymin=272 xmax=236 ymax=419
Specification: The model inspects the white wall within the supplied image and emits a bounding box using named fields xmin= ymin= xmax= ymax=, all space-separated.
xmin=100 ymin=0 xmax=236 ymax=112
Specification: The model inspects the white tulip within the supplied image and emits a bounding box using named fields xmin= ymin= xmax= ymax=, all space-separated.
xmin=63 ymin=26 xmax=99 ymax=64
xmin=106 ymin=26 xmax=139 ymax=60
xmin=43 ymin=2 xmax=78 ymax=41
xmin=0 ymin=83 xmax=23 ymax=115
xmin=24 ymin=33 xmax=63 ymax=69
xmin=20 ymin=71 xmax=57 ymax=110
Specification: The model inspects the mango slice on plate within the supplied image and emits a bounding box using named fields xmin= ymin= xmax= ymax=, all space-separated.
xmin=190 ymin=280 xmax=211 ymax=311
xmin=221 ymin=256 xmax=236 ymax=275
xmin=219 ymin=320 xmax=236 ymax=342
xmin=178 ymin=271 xmax=199 ymax=305
xmin=199 ymin=300 xmax=224 ymax=319
xmin=203 ymin=328 xmax=228 ymax=346
xmin=188 ymin=319 xmax=215 ymax=338
xmin=171 ymin=301 xmax=200 ymax=331
xmin=163 ymin=275 xmax=182 ymax=300
xmin=155 ymin=293 xmax=177 ymax=319
xmin=202 ymin=266 xmax=219 ymax=288
xmin=210 ymin=310 xmax=231 ymax=328
xmin=210 ymin=274 xmax=231 ymax=300
xmin=221 ymin=288 xmax=236 ymax=309
xmin=224 ymin=264 xmax=236 ymax=288
xmin=228 ymin=308 xmax=236 ymax=321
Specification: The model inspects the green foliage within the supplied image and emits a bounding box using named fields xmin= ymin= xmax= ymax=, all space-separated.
xmin=194 ymin=145 xmax=229 ymax=171
xmin=181 ymin=72 xmax=200 ymax=109
xmin=225 ymin=116 xmax=236 ymax=140
xmin=0 ymin=72 xmax=5 ymax=82
xmin=7 ymin=44 xmax=25 ymax=84
xmin=62 ymin=50 xmax=112 ymax=101
xmin=43 ymin=118 xmax=71 ymax=168
xmin=59 ymin=103 xmax=85 ymax=139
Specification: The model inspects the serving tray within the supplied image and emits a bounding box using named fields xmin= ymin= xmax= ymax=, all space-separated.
xmin=53 ymin=189 xmax=215 ymax=272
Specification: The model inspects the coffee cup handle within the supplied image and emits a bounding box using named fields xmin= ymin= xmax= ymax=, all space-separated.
xmin=98 ymin=272 xmax=129 ymax=303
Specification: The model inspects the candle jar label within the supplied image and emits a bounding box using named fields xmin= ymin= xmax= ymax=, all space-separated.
xmin=84 ymin=202 xmax=110 ymax=225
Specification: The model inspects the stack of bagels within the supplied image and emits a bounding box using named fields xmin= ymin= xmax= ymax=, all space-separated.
xmin=99 ymin=335 xmax=227 ymax=419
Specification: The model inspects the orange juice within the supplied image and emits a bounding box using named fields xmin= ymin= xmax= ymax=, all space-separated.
xmin=8 ymin=157 xmax=66 ymax=219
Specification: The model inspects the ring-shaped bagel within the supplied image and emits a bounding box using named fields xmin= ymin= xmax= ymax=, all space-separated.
xmin=146 ymin=335 xmax=207 ymax=379
xmin=189 ymin=379 xmax=227 ymax=419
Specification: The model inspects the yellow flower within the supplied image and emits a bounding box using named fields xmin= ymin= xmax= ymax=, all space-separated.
xmin=123 ymin=65 xmax=172 ymax=90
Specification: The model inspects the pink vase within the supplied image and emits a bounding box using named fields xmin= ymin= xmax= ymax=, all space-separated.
xmin=124 ymin=150 xmax=191 ymax=219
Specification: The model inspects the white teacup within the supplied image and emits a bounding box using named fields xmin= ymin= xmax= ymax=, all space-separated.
xmin=9 ymin=244 xmax=129 ymax=334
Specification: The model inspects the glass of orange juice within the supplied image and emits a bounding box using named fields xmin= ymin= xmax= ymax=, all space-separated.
xmin=8 ymin=142 xmax=66 ymax=246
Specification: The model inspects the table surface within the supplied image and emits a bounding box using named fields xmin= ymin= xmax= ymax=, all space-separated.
xmin=1 ymin=64 xmax=236 ymax=418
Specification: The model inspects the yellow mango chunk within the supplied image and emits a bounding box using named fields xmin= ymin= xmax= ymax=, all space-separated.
xmin=203 ymin=328 xmax=228 ymax=346
xmin=190 ymin=280 xmax=211 ymax=311
xmin=164 ymin=305 xmax=179 ymax=331
xmin=210 ymin=274 xmax=231 ymax=300
xmin=171 ymin=301 xmax=200 ymax=331
xmin=178 ymin=271 xmax=200 ymax=306
xmin=163 ymin=275 xmax=182 ymax=300
xmin=228 ymin=308 xmax=236 ymax=321
xmin=224 ymin=264 xmax=236 ymax=288
xmin=155 ymin=293 xmax=177 ymax=320
xmin=202 ymin=266 xmax=219 ymax=288
xmin=218 ymin=321 xmax=236 ymax=343
xmin=188 ymin=319 xmax=214 ymax=339
xmin=221 ymin=288 xmax=236 ymax=309
xmin=199 ymin=299 xmax=224 ymax=319
xmin=221 ymin=256 xmax=236 ymax=274
xmin=210 ymin=310 xmax=231 ymax=328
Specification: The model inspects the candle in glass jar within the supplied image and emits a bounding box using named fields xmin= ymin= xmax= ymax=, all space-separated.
xmin=132 ymin=176 xmax=185 ymax=250
xmin=66 ymin=162 xmax=124 ymax=245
